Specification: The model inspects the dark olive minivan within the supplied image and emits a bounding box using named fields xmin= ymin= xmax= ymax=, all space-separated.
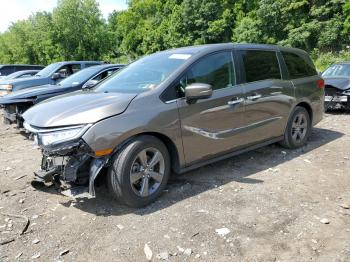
xmin=23 ymin=44 xmax=324 ymax=207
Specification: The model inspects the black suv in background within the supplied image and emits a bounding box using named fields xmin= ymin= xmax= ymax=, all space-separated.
xmin=0 ymin=64 xmax=44 ymax=79
xmin=0 ymin=61 xmax=103 ymax=97
xmin=322 ymin=62 xmax=350 ymax=110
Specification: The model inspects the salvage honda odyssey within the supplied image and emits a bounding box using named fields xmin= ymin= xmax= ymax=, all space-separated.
xmin=23 ymin=44 xmax=324 ymax=207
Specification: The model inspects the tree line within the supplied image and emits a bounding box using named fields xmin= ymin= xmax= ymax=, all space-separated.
xmin=0 ymin=0 xmax=349 ymax=69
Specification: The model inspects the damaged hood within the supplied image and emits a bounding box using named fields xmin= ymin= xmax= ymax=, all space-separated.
xmin=23 ymin=91 xmax=138 ymax=127
xmin=0 ymin=84 xmax=68 ymax=105
xmin=324 ymin=77 xmax=350 ymax=91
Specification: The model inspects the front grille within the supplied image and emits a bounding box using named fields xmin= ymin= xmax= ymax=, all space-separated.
xmin=325 ymin=86 xmax=340 ymax=97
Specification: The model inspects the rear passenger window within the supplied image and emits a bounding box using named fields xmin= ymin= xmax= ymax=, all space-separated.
xmin=282 ymin=52 xmax=317 ymax=79
xmin=240 ymin=50 xmax=281 ymax=82
xmin=187 ymin=52 xmax=235 ymax=90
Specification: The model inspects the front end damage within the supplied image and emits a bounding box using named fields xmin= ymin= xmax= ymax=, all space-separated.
xmin=325 ymin=86 xmax=350 ymax=111
xmin=24 ymin=122 xmax=109 ymax=197
xmin=2 ymin=103 xmax=31 ymax=127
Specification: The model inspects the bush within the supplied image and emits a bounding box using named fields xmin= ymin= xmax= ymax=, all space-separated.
xmin=313 ymin=49 xmax=350 ymax=72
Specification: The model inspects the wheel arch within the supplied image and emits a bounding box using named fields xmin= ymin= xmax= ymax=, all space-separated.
xmin=295 ymin=101 xmax=313 ymax=123
xmin=112 ymin=132 xmax=182 ymax=174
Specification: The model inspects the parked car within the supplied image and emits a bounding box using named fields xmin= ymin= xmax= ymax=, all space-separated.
xmin=322 ymin=62 xmax=350 ymax=110
xmin=0 ymin=64 xmax=44 ymax=79
xmin=0 ymin=70 xmax=40 ymax=80
xmin=0 ymin=64 xmax=124 ymax=126
xmin=0 ymin=61 xmax=103 ymax=97
xmin=23 ymin=43 xmax=324 ymax=207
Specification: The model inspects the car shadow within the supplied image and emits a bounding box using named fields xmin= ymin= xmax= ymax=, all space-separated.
xmin=325 ymin=108 xmax=350 ymax=115
xmin=31 ymin=127 xmax=343 ymax=216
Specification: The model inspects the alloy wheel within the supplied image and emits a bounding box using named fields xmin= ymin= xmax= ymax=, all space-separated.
xmin=291 ymin=113 xmax=308 ymax=143
xmin=130 ymin=148 xmax=165 ymax=197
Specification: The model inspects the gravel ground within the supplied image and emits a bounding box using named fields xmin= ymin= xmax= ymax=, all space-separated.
xmin=0 ymin=111 xmax=350 ymax=261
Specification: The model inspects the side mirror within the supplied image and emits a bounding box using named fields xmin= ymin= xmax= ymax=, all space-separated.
xmin=82 ymin=80 xmax=98 ymax=89
xmin=51 ymin=73 xmax=61 ymax=80
xmin=185 ymin=83 xmax=213 ymax=103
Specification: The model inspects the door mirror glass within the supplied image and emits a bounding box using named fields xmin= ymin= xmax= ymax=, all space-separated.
xmin=83 ymin=79 xmax=99 ymax=89
xmin=185 ymin=83 xmax=213 ymax=103
xmin=51 ymin=72 xmax=61 ymax=80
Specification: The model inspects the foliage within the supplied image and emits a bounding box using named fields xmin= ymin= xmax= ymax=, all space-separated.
xmin=0 ymin=0 xmax=349 ymax=69
xmin=314 ymin=50 xmax=350 ymax=71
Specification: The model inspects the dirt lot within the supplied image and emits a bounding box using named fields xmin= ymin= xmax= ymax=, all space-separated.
xmin=0 ymin=111 xmax=350 ymax=262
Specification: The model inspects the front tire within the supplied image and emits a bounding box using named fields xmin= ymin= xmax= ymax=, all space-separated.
xmin=107 ymin=136 xmax=170 ymax=208
xmin=280 ymin=106 xmax=311 ymax=149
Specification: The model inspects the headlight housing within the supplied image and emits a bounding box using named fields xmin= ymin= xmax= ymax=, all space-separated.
xmin=0 ymin=90 xmax=10 ymax=97
xmin=0 ymin=84 xmax=13 ymax=91
xmin=342 ymin=90 xmax=350 ymax=96
xmin=24 ymin=123 xmax=92 ymax=146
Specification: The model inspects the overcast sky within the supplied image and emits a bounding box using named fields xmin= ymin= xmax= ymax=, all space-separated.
xmin=0 ymin=0 xmax=128 ymax=32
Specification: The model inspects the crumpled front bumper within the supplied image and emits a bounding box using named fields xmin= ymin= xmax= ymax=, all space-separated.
xmin=325 ymin=87 xmax=350 ymax=110
xmin=31 ymin=136 xmax=110 ymax=197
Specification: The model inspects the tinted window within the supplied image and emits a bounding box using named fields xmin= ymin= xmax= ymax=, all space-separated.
xmin=0 ymin=66 xmax=15 ymax=75
xmin=282 ymin=52 xmax=317 ymax=79
xmin=71 ymin=64 xmax=81 ymax=73
xmin=59 ymin=67 xmax=100 ymax=86
xmin=240 ymin=50 xmax=281 ymax=82
xmin=56 ymin=64 xmax=81 ymax=78
xmin=92 ymin=68 xmax=118 ymax=81
xmin=187 ymin=52 xmax=234 ymax=90
xmin=85 ymin=63 xmax=101 ymax=68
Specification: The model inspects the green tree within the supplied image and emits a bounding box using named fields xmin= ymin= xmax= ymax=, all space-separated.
xmin=52 ymin=0 xmax=109 ymax=60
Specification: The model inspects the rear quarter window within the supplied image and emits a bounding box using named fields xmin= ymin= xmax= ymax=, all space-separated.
xmin=282 ymin=52 xmax=317 ymax=79
xmin=239 ymin=50 xmax=281 ymax=83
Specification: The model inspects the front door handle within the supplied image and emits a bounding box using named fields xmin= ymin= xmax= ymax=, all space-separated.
xmin=227 ymin=98 xmax=244 ymax=106
xmin=247 ymin=94 xmax=262 ymax=100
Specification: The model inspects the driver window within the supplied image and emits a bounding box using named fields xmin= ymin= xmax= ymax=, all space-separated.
xmin=56 ymin=64 xmax=81 ymax=78
xmin=92 ymin=69 xmax=118 ymax=82
xmin=187 ymin=52 xmax=234 ymax=90
xmin=172 ymin=52 xmax=234 ymax=100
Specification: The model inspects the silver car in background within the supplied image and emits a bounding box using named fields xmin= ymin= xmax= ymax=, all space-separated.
xmin=23 ymin=43 xmax=324 ymax=207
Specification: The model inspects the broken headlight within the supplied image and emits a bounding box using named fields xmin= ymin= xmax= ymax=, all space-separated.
xmin=25 ymin=124 xmax=92 ymax=146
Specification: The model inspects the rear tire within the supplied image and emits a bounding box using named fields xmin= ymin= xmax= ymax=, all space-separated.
xmin=280 ymin=106 xmax=311 ymax=149
xmin=107 ymin=136 xmax=170 ymax=208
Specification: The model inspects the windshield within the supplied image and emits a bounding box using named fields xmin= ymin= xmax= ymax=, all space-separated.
xmin=58 ymin=67 xmax=98 ymax=86
xmin=95 ymin=52 xmax=192 ymax=93
xmin=322 ymin=64 xmax=350 ymax=77
xmin=36 ymin=63 xmax=61 ymax=77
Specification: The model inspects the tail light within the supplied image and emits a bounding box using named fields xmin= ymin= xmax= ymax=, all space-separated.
xmin=316 ymin=79 xmax=325 ymax=89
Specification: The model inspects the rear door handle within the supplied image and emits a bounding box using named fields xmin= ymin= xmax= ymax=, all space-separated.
xmin=247 ymin=94 xmax=262 ymax=100
xmin=227 ymin=98 xmax=244 ymax=106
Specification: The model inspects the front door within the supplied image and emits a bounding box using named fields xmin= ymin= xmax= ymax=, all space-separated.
xmin=177 ymin=51 xmax=247 ymax=165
